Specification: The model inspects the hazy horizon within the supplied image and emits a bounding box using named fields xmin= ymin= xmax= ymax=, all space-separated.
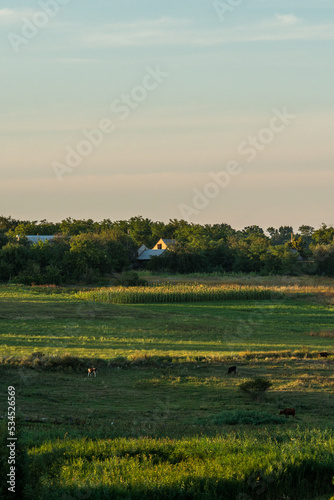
xmin=1 ymin=1 xmax=333 ymax=230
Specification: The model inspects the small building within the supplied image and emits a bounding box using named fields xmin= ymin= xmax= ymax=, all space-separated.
xmin=290 ymin=249 xmax=304 ymax=262
xmin=137 ymin=239 xmax=176 ymax=262
xmin=152 ymin=239 xmax=176 ymax=250
xmin=16 ymin=235 xmax=55 ymax=244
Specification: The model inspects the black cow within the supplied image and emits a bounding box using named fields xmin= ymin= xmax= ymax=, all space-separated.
xmin=279 ymin=408 xmax=295 ymax=418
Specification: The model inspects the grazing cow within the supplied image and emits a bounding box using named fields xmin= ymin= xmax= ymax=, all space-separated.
xmin=227 ymin=366 xmax=237 ymax=375
xmin=88 ymin=368 xmax=98 ymax=377
xmin=319 ymin=352 xmax=329 ymax=358
xmin=279 ymin=408 xmax=295 ymax=418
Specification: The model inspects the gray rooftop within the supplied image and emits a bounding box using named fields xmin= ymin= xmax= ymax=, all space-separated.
xmin=137 ymin=249 xmax=166 ymax=261
xmin=25 ymin=235 xmax=55 ymax=244
xmin=161 ymin=239 xmax=176 ymax=245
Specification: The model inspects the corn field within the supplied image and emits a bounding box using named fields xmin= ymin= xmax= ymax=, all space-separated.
xmin=76 ymin=284 xmax=279 ymax=304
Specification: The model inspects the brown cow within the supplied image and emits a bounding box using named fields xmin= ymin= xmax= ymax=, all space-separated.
xmin=88 ymin=368 xmax=98 ymax=377
xmin=279 ymin=408 xmax=295 ymax=418
xmin=319 ymin=352 xmax=329 ymax=358
xmin=227 ymin=366 xmax=237 ymax=375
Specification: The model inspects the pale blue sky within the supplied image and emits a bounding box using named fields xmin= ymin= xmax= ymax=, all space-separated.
xmin=0 ymin=0 xmax=333 ymax=230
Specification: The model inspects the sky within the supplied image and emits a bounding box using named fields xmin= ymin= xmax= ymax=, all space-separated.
xmin=0 ymin=0 xmax=333 ymax=231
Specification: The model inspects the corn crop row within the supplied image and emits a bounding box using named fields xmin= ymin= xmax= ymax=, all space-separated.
xmin=76 ymin=284 xmax=278 ymax=304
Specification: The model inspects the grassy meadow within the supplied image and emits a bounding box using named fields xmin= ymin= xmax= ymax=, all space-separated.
xmin=0 ymin=276 xmax=334 ymax=499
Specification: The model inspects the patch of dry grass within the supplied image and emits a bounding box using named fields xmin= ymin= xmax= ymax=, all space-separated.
xmin=306 ymin=330 xmax=334 ymax=338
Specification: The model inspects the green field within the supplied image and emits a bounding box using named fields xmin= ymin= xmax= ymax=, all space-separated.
xmin=0 ymin=279 xmax=334 ymax=499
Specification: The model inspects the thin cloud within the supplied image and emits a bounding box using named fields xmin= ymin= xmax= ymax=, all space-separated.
xmin=0 ymin=8 xmax=34 ymax=25
xmin=54 ymin=57 xmax=104 ymax=64
xmin=77 ymin=16 xmax=334 ymax=49
xmin=82 ymin=17 xmax=193 ymax=48
xmin=274 ymin=14 xmax=301 ymax=27
xmin=103 ymin=17 xmax=192 ymax=30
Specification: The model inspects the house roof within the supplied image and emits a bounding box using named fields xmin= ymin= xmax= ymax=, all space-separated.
xmin=137 ymin=244 xmax=148 ymax=257
xmin=160 ymin=239 xmax=176 ymax=245
xmin=25 ymin=235 xmax=54 ymax=244
xmin=137 ymin=249 xmax=166 ymax=261
xmin=137 ymin=238 xmax=177 ymax=260
xmin=290 ymin=248 xmax=304 ymax=261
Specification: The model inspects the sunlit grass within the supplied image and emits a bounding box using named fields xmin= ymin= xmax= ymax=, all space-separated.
xmin=23 ymin=429 xmax=334 ymax=500
xmin=1 ymin=282 xmax=334 ymax=499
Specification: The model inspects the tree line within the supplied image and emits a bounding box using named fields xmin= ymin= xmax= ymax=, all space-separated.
xmin=0 ymin=215 xmax=333 ymax=284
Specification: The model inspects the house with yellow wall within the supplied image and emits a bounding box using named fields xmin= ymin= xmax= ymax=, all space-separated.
xmin=137 ymin=239 xmax=176 ymax=262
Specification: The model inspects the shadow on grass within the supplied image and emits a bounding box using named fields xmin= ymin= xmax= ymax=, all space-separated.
xmin=23 ymin=459 xmax=334 ymax=500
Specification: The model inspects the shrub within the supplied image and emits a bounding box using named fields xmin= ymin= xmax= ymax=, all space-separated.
xmin=239 ymin=378 xmax=272 ymax=398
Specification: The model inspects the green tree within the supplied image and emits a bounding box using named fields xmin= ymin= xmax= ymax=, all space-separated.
xmin=0 ymin=231 xmax=8 ymax=249
xmin=202 ymin=239 xmax=234 ymax=272
xmin=0 ymin=215 xmax=19 ymax=232
xmin=312 ymin=224 xmax=334 ymax=245
xmin=59 ymin=217 xmax=97 ymax=236
xmin=148 ymin=243 xmax=205 ymax=274
xmin=267 ymin=226 xmax=294 ymax=245
xmin=128 ymin=216 xmax=153 ymax=247
xmin=229 ymin=232 xmax=269 ymax=273
xmin=65 ymin=231 xmax=133 ymax=280
xmin=242 ymin=225 xmax=265 ymax=238
xmin=289 ymin=235 xmax=308 ymax=259
xmin=298 ymin=225 xmax=314 ymax=240
xmin=312 ymin=243 xmax=334 ymax=276
xmin=261 ymin=244 xmax=302 ymax=275
xmin=0 ymin=243 xmax=31 ymax=280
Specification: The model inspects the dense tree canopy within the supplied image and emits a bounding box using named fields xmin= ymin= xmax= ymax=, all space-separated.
xmin=0 ymin=215 xmax=333 ymax=283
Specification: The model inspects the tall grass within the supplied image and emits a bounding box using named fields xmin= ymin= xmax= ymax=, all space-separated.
xmin=76 ymin=284 xmax=279 ymax=304
xmin=24 ymin=428 xmax=334 ymax=499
